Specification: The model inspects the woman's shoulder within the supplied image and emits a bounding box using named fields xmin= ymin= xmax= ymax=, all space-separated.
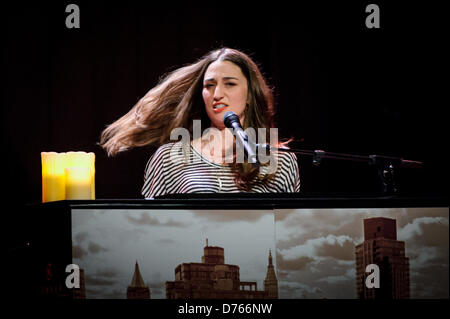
xmin=273 ymin=149 xmax=301 ymax=192
xmin=149 ymin=141 xmax=191 ymax=166
xmin=258 ymin=149 xmax=298 ymax=177
xmin=274 ymin=150 xmax=300 ymax=177
xmin=276 ymin=149 xmax=298 ymax=166
xmin=153 ymin=142 xmax=186 ymax=156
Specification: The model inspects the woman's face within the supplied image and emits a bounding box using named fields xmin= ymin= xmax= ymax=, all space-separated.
xmin=202 ymin=60 xmax=248 ymax=129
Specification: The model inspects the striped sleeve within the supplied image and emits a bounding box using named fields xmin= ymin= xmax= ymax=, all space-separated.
xmin=280 ymin=152 xmax=301 ymax=192
xmin=141 ymin=145 xmax=169 ymax=198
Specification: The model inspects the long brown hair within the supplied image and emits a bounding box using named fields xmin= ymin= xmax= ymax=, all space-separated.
xmin=100 ymin=48 xmax=278 ymax=190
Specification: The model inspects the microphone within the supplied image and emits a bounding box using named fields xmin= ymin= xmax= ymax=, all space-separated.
xmin=223 ymin=111 xmax=258 ymax=165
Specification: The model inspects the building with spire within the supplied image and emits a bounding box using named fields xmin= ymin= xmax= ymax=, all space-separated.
xmin=126 ymin=261 xmax=151 ymax=299
xmin=355 ymin=217 xmax=410 ymax=299
xmin=166 ymin=239 xmax=278 ymax=299
xmin=264 ymin=250 xmax=278 ymax=298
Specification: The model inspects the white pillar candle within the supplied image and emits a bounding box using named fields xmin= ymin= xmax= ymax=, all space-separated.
xmin=41 ymin=152 xmax=67 ymax=202
xmin=65 ymin=167 xmax=92 ymax=199
xmin=65 ymin=152 xmax=96 ymax=200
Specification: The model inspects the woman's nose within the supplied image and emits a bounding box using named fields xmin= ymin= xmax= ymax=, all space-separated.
xmin=214 ymin=85 xmax=224 ymax=100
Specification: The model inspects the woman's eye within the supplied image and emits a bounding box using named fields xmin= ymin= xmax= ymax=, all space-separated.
xmin=204 ymin=83 xmax=214 ymax=88
xmin=225 ymin=83 xmax=236 ymax=86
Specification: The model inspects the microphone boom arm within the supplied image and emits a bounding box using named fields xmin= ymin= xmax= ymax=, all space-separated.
xmin=258 ymin=144 xmax=423 ymax=195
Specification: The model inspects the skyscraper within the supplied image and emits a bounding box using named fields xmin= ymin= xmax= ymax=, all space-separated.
xmin=126 ymin=261 xmax=151 ymax=299
xmin=355 ymin=217 xmax=410 ymax=299
xmin=264 ymin=250 xmax=278 ymax=298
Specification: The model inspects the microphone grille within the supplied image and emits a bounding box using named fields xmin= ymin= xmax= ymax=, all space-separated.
xmin=223 ymin=111 xmax=238 ymax=128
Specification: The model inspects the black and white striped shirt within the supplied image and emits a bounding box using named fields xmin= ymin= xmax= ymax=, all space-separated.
xmin=142 ymin=142 xmax=300 ymax=198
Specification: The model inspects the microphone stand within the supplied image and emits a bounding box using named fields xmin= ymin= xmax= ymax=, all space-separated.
xmin=258 ymin=144 xmax=423 ymax=195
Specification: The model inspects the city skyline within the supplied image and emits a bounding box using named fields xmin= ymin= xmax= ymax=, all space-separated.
xmin=72 ymin=209 xmax=276 ymax=298
xmin=71 ymin=207 xmax=448 ymax=299
xmin=275 ymin=207 xmax=448 ymax=298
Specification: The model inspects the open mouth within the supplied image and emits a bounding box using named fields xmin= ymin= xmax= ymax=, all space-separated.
xmin=213 ymin=104 xmax=228 ymax=113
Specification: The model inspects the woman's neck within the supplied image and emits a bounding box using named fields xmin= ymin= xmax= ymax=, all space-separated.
xmin=192 ymin=127 xmax=235 ymax=164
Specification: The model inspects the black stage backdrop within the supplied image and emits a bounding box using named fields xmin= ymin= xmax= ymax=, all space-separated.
xmin=2 ymin=1 xmax=447 ymax=205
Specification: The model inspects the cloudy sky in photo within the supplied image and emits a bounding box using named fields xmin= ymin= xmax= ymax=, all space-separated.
xmin=72 ymin=209 xmax=276 ymax=299
xmin=275 ymin=207 xmax=449 ymax=299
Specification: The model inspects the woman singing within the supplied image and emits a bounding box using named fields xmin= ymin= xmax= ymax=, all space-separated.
xmin=100 ymin=48 xmax=300 ymax=198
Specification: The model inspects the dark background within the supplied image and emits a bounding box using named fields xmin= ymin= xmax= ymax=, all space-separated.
xmin=2 ymin=1 xmax=447 ymax=205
